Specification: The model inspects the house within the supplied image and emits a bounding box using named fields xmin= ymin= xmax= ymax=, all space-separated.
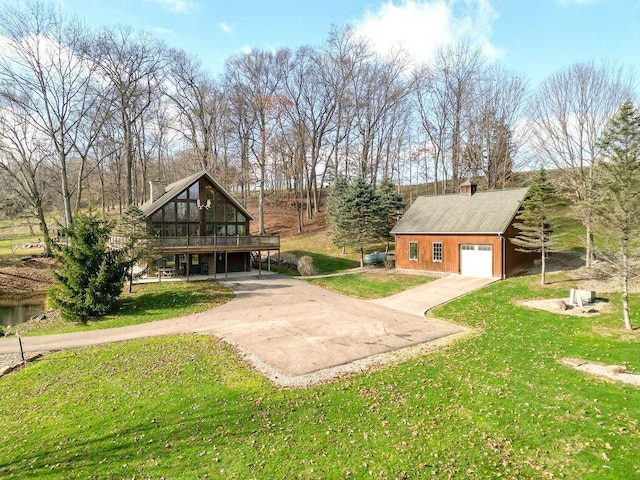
xmin=135 ymin=171 xmax=279 ymax=278
xmin=390 ymin=181 xmax=536 ymax=278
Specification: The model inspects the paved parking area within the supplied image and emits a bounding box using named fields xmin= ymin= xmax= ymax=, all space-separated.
xmin=1 ymin=274 xmax=490 ymax=385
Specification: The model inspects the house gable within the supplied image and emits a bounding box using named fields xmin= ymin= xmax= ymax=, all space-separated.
xmin=140 ymin=171 xmax=253 ymax=239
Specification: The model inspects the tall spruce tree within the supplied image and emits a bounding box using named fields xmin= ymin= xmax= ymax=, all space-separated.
xmin=327 ymin=176 xmax=386 ymax=266
xmin=592 ymin=99 xmax=640 ymax=330
xmin=326 ymin=174 xmax=350 ymax=254
xmin=115 ymin=204 xmax=161 ymax=292
xmin=48 ymin=211 xmax=130 ymax=322
xmin=377 ymin=176 xmax=405 ymax=252
xmin=510 ymin=168 xmax=556 ymax=285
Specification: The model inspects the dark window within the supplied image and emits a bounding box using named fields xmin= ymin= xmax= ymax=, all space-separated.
xmin=409 ymin=242 xmax=418 ymax=261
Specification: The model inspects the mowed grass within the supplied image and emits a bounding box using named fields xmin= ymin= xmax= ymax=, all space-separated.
xmin=306 ymin=271 xmax=435 ymax=299
xmin=1 ymin=276 xmax=639 ymax=479
xmin=9 ymin=280 xmax=234 ymax=336
xmin=280 ymin=231 xmax=386 ymax=274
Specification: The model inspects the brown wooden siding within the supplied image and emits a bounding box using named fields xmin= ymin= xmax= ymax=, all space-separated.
xmin=503 ymin=223 xmax=538 ymax=275
xmin=395 ymin=233 xmax=504 ymax=277
xmin=394 ymin=222 xmax=537 ymax=278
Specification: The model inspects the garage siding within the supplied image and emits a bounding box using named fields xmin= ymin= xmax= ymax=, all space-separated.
xmin=395 ymin=233 xmax=503 ymax=277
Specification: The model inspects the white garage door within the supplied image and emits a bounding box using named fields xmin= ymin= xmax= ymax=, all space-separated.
xmin=460 ymin=244 xmax=493 ymax=277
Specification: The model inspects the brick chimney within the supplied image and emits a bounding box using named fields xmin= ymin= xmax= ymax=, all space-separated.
xmin=149 ymin=178 xmax=166 ymax=203
xmin=460 ymin=179 xmax=477 ymax=196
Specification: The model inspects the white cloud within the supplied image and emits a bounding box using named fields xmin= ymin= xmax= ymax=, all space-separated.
xmin=144 ymin=0 xmax=200 ymax=14
xmin=354 ymin=0 xmax=502 ymax=64
xmin=218 ymin=22 xmax=233 ymax=34
xmin=556 ymin=0 xmax=596 ymax=5
xmin=153 ymin=27 xmax=175 ymax=35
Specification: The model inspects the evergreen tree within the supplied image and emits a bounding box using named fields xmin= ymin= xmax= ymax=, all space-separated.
xmin=376 ymin=176 xmax=405 ymax=251
xmin=592 ymin=99 xmax=640 ymax=330
xmin=48 ymin=211 xmax=130 ymax=323
xmin=338 ymin=177 xmax=386 ymax=267
xmin=326 ymin=175 xmax=350 ymax=254
xmin=510 ymin=168 xmax=556 ymax=285
xmin=115 ymin=205 xmax=161 ymax=292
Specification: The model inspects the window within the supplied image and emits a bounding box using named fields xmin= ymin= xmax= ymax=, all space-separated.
xmin=409 ymin=242 xmax=418 ymax=261
xmin=432 ymin=242 xmax=443 ymax=262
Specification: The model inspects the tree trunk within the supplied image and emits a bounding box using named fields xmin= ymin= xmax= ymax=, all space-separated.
xmin=622 ymin=240 xmax=633 ymax=330
xmin=585 ymin=223 xmax=594 ymax=268
xmin=540 ymin=244 xmax=546 ymax=285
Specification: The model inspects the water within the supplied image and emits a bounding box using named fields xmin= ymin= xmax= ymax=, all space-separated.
xmin=0 ymin=295 xmax=47 ymax=327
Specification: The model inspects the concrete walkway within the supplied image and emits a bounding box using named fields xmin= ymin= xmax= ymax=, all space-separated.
xmin=0 ymin=273 xmax=492 ymax=384
xmin=370 ymin=275 xmax=496 ymax=317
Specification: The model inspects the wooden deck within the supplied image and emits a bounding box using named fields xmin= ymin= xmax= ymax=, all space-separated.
xmin=110 ymin=235 xmax=280 ymax=253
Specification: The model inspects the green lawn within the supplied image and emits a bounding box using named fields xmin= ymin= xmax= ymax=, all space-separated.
xmin=1 ymin=276 xmax=638 ymax=479
xmin=306 ymin=271 xmax=435 ymax=299
xmin=280 ymin=231 xmax=387 ymax=274
xmin=7 ymin=280 xmax=234 ymax=336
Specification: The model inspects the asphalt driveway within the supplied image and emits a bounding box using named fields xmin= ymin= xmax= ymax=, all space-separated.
xmin=0 ymin=274 xmax=490 ymax=384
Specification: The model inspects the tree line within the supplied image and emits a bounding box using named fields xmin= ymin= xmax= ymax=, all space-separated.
xmin=0 ymin=1 xmax=636 ymax=253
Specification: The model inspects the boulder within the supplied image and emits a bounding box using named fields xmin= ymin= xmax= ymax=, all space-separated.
xmin=552 ymin=299 xmax=567 ymax=311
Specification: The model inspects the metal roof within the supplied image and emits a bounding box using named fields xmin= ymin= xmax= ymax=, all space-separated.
xmin=390 ymin=187 xmax=529 ymax=235
xmin=139 ymin=171 xmax=254 ymax=221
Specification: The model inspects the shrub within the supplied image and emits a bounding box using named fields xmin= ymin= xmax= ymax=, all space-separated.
xmin=297 ymin=256 xmax=318 ymax=276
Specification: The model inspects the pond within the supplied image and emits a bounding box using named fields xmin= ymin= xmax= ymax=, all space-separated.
xmin=0 ymin=295 xmax=47 ymax=327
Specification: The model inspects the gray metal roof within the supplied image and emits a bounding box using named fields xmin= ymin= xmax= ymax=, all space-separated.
xmin=139 ymin=171 xmax=254 ymax=221
xmin=390 ymin=187 xmax=529 ymax=235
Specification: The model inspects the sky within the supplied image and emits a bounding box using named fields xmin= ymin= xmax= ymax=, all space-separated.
xmin=37 ymin=0 xmax=640 ymax=88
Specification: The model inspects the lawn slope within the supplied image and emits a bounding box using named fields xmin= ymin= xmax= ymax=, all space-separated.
xmin=1 ymin=276 xmax=638 ymax=479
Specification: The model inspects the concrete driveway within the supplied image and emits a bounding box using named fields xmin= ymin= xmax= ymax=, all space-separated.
xmin=370 ymin=275 xmax=496 ymax=316
xmin=0 ymin=274 xmax=490 ymax=384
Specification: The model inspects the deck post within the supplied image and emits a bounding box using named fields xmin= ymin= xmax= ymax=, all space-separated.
xmin=258 ymin=250 xmax=262 ymax=276
xmin=225 ymin=251 xmax=228 ymax=279
xmin=186 ymin=254 xmax=190 ymax=281
xmin=213 ymin=252 xmax=217 ymax=280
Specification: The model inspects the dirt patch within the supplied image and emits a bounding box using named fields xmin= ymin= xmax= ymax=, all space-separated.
xmin=528 ymin=250 xmax=640 ymax=294
xmin=521 ymin=298 xmax=610 ymax=316
xmin=0 ymin=257 xmax=54 ymax=298
xmin=563 ymin=358 xmax=640 ymax=387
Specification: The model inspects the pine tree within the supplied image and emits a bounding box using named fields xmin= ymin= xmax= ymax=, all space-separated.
xmin=115 ymin=204 xmax=161 ymax=292
xmin=326 ymin=174 xmax=350 ymax=254
xmin=340 ymin=177 xmax=386 ymax=267
xmin=377 ymin=176 xmax=405 ymax=251
xmin=510 ymin=168 xmax=556 ymax=285
xmin=592 ymin=99 xmax=640 ymax=330
xmin=327 ymin=177 xmax=388 ymax=266
xmin=48 ymin=211 xmax=130 ymax=323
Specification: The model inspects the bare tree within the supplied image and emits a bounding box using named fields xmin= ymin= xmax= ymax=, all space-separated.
xmin=0 ymin=100 xmax=53 ymax=254
xmin=92 ymin=25 xmax=167 ymax=206
xmin=224 ymin=49 xmax=289 ymax=234
xmin=0 ymin=2 xmax=100 ymax=226
xmin=164 ymin=49 xmax=221 ymax=173
xmin=283 ymin=45 xmax=337 ymax=218
xmin=528 ymin=62 xmax=634 ymax=267
xmin=465 ymin=65 xmax=527 ymax=189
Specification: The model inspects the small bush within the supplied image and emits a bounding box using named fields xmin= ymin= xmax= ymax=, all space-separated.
xmin=297 ymin=256 xmax=318 ymax=276
xmin=0 ymin=325 xmax=4 ymax=337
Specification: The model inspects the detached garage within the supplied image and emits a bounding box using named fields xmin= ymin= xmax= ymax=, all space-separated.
xmin=391 ymin=181 xmax=537 ymax=278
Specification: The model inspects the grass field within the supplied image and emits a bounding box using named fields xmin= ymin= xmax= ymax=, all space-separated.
xmin=306 ymin=271 xmax=435 ymax=299
xmin=1 ymin=276 xmax=638 ymax=479
xmin=7 ymin=280 xmax=234 ymax=336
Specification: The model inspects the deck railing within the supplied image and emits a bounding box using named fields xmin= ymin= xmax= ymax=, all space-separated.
xmin=109 ymin=235 xmax=280 ymax=250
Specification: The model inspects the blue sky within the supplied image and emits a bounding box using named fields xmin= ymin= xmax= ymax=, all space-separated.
xmin=49 ymin=0 xmax=639 ymax=88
